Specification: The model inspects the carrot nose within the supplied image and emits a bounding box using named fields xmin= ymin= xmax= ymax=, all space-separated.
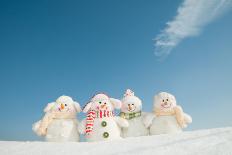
xmin=100 ymin=104 xmax=106 ymax=109
xmin=60 ymin=103 xmax=65 ymax=110
xmin=128 ymin=105 xmax=132 ymax=110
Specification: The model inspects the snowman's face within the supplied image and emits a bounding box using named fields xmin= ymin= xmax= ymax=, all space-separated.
xmin=52 ymin=97 xmax=76 ymax=113
xmin=89 ymin=94 xmax=114 ymax=111
xmin=52 ymin=102 xmax=75 ymax=113
xmin=154 ymin=92 xmax=176 ymax=111
xmin=83 ymin=94 xmax=122 ymax=113
xmin=121 ymin=96 xmax=142 ymax=113
xmin=91 ymin=98 xmax=113 ymax=111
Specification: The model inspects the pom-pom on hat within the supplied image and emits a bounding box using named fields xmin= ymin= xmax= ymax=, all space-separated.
xmin=124 ymin=89 xmax=135 ymax=97
xmin=122 ymin=89 xmax=141 ymax=104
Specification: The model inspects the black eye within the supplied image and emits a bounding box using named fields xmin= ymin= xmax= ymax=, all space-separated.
xmin=99 ymin=102 xmax=102 ymax=104
xmin=163 ymin=100 xmax=165 ymax=102
xmin=104 ymin=102 xmax=107 ymax=105
xmin=166 ymin=99 xmax=168 ymax=101
xmin=132 ymin=104 xmax=134 ymax=105
xmin=65 ymin=104 xmax=67 ymax=106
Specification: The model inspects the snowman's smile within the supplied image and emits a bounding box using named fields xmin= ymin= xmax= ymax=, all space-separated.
xmin=161 ymin=103 xmax=171 ymax=108
xmin=58 ymin=108 xmax=70 ymax=112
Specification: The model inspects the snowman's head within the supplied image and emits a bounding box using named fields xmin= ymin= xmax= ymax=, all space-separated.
xmin=121 ymin=89 xmax=142 ymax=113
xmin=43 ymin=95 xmax=81 ymax=114
xmin=82 ymin=93 xmax=121 ymax=113
xmin=154 ymin=92 xmax=176 ymax=111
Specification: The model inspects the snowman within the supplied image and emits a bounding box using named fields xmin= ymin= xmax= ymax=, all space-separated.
xmin=119 ymin=89 xmax=149 ymax=138
xmin=32 ymin=95 xmax=81 ymax=142
xmin=79 ymin=93 xmax=129 ymax=142
xmin=144 ymin=92 xmax=192 ymax=135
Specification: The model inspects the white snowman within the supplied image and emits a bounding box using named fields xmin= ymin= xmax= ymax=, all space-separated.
xmin=79 ymin=93 xmax=129 ymax=142
xmin=120 ymin=89 xmax=149 ymax=138
xmin=144 ymin=92 xmax=192 ymax=135
xmin=32 ymin=95 xmax=81 ymax=142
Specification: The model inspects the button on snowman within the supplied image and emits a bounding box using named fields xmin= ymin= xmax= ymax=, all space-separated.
xmin=79 ymin=93 xmax=128 ymax=142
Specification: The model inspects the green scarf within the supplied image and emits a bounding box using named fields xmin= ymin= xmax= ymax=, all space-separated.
xmin=120 ymin=111 xmax=141 ymax=120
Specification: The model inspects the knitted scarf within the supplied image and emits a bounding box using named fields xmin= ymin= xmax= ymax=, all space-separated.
xmin=119 ymin=111 xmax=141 ymax=120
xmin=154 ymin=105 xmax=186 ymax=128
xmin=85 ymin=110 xmax=114 ymax=136
xmin=37 ymin=111 xmax=76 ymax=136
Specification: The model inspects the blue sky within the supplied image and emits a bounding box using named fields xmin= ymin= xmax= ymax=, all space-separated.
xmin=0 ymin=0 xmax=232 ymax=141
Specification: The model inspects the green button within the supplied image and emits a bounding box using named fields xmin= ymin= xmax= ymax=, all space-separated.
xmin=101 ymin=121 xmax=107 ymax=127
xmin=103 ymin=132 xmax=109 ymax=138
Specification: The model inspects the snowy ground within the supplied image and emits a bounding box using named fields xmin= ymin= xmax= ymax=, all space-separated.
xmin=0 ymin=127 xmax=232 ymax=155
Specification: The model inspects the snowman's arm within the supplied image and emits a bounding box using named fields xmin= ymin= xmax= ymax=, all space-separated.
xmin=114 ymin=116 xmax=129 ymax=128
xmin=32 ymin=120 xmax=42 ymax=136
xmin=78 ymin=119 xmax=86 ymax=134
xmin=184 ymin=113 xmax=192 ymax=124
xmin=143 ymin=113 xmax=155 ymax=128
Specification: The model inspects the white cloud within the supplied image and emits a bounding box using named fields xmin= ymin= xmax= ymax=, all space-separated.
xmin=154 ymin=0 xmax=232 ymax=57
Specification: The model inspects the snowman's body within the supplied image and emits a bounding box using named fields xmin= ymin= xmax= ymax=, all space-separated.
xmin=32 ymin=95 xmax=82 ymax=142
xmin=46 ymin=119 xmax=79 ymax=142
xmin=121 ymin=113 xmax=149 ymax=138
xmin=145 ymin=92 xmax=192 ymax=135
xmin=120 ymin=89 xmax=149 ymax=138
xmin=80 ymin=93 xmax=129 ymax=142
xmin=86 ymin=117 xmax=121 ymax=142
xmin=150 ymin=115 xmax=182 ymax=135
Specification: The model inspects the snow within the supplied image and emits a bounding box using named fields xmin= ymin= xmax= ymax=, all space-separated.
xmin=0 ymin=127 xmax=232 ymax=155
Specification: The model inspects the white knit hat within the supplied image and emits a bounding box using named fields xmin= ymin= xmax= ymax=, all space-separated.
xmin=122 ymin=89 xmax=141 ymax=104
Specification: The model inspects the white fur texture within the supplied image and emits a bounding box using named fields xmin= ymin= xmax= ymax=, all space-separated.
xmin=149 ymin=92 xmax=192 ymax=135
xmin=143 ymin=113 xmax=156 ymax=129
xmin=150 ymin=116 xmax=182 ymax=135
xmin=32 ymin=95 xmax=81 ymax=142
xmin=121 ymin=113 xmax=149 ymax=138
xmin=120 ymin=89 xmax=149 ymax=138
xmin=114 ymin=116 xmax=129 ymax=128
xmin=80 ymin=93 xmax=128 ymax=142
xmin=46 ymin=119 xmax=79 ymax=142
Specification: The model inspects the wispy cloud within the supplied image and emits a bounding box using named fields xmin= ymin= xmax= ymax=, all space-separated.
xmin=154 ymin=0 xmax=232 ymax=57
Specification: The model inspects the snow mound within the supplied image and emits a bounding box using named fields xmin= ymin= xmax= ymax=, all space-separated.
xmin=0 ymin=127 xmax=232 ymax=155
